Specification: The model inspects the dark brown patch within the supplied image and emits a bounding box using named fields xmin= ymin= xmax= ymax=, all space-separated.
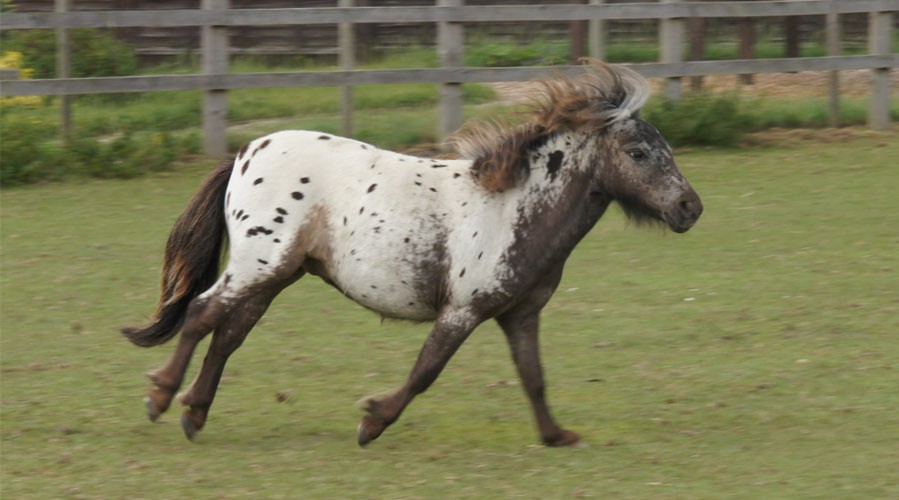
xmin=453 ymin=173 xmax=461 ymax=178
xmin=237 ymin=143 xmax=250 ymax=160
xmin=241 ymin=160 xmax=250 ymax=175
xmin=359 ymin=207 xmax=365 ymax=215
xmin=459 ymin=268 xmax=466 ymax=278
xmin=291 ymin=192 xmax=304 ymax=200
xmin=546 ymin=150 xmax=564 ymax=181
xmin=429 ymin=187 xmax=437 ymax=193
xmin=276 ymin=207 xmax=288 ymax=215
xmin=431 ymin=164 xmax=447 ymax=168
xmin=414 ymin=182 xmax=422 ymax=186
xmin=259 ymin=138 xmax=271 ymax=150
xmin=274 ymin=216 xmax=284 ymax=223
xmin=361 ymin=144 xmax=368 ymax=150
xmin=257 ymin=259 xmax=269 ymax=265
xmin=254 ymin=177 xmax=264 ymax=185
xmin=241 ymin=214 xmax=249 ymax=221
xmin=367 ymin=184 xmax=377 ymax=193
xmin=318 ymin=135 xmax=331 ymax=140
xmin=300 ymin=177 xmax=310 ymax=184
xmin=343 ymin=216 xmax=347 ymax=226
xmin=236 ymin=209 xmax=244 ymax=220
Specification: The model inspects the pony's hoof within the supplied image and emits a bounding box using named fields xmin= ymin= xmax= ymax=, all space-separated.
xmin=356 ymin=417 xmax=384 ymax=447
xmin=145 ymin=397 xmax=162 ymax=422
xmin=181 ymin=413 xmax=202 ymax=442
xmin=357 ymin=422 xmax=373 ymax=447
xmin=543 ymin=429 xmax=581 ymax=447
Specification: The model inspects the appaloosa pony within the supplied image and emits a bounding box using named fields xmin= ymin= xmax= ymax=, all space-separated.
xmin=123 ymin=61 xmax=702 ymax=447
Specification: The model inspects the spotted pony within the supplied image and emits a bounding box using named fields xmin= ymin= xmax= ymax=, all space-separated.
xmin=123 ymin=61 xmax=703 ymax=447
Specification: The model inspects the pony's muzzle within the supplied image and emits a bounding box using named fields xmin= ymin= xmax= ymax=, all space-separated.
xmin=665 ymin=191 xmax=703 ymax=233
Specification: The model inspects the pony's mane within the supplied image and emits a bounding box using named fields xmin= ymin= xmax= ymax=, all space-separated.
xmin=453 ymin=61 xmax=650 ymax=192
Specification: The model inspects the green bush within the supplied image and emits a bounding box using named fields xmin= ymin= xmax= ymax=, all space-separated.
xmin=465 ymin=39 xmax=569 ymax=67
xmin=0 ymin=113 xmax=199 ymax=186
xmin=2 ymin=28 xmax=137 ymax=79
xmin=643 ymin=92 xmax=753 ymax=148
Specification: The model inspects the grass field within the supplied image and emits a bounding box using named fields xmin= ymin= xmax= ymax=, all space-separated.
xmin=2 ymin=131 xmax=898 ymax=498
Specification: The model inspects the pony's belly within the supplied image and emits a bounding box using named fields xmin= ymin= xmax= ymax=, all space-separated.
xmin=328 ymin=258 xmax=438 ymax=322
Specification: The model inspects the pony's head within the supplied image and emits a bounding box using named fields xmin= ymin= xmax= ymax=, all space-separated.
xmin=457 ymin=61 xmax=703 ymax=233
xmin=540 ymin=61 xmax=703 ymax=233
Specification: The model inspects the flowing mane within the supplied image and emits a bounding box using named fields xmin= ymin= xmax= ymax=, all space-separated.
xmin=453 ymin=61 xmax=650 ymax=192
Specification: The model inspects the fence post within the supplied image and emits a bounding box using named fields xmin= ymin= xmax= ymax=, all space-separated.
xmin=826 ymin=0 xmax=841 ymax=128
xmin=55 ymin=0 xmax=72 ymax=144
xmin=588 ymin=0 xmax=606 ymax=60
xmin=868 ymin=8 xmax=891 ymax=130
xmin=339 ymin=0 xmax=355 ymax=137
xmin=659 ymin=0 xmax=684 ymax=100
xmin=438 ymin=0 xmax=464 ymax=148
xmin=202 ymin=0 xmax=229 ymax=157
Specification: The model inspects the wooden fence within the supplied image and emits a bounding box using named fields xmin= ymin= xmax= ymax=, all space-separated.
xmin=2 ymin=0 xmax=897 ymax=156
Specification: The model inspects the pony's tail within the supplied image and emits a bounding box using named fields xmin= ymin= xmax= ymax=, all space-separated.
xmin=122 ymin=159 xmax=233 ymax=347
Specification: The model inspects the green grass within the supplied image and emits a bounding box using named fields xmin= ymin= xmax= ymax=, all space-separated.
xmin=2 ymin=132 xmax=898 ymax=498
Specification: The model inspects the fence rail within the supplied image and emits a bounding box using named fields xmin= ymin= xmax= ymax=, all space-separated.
xmin=1 ymin=0 xmax=896 ymax=155
xmin=3 ymin=1 xmax=896 ymax=28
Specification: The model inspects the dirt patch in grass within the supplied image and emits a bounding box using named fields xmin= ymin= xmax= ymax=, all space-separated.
xmin=492 ymin=69 xmax=899 ymax=103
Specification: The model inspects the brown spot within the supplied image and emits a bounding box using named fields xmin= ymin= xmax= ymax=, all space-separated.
xmin=359 ymin=207 xmax=365 ymax=215
xmin=459 ymin=268 xmax=466 ymax=278
xmin=343 ymin=216 xmax=347 ymax=226
xmin=236 ymin=209 xmax=244 ymax=219
xmin=546 ymin=150 xmax=564 ymax=181
xmin=292 ymin=192 xmax=304 ymax=200
xmin=241 ymin=160 xmax=250 ymax=175
xmin=367 ymin=184 xmax=377 ymax=193
xmin=258 ymin=259 xmax=269 ymax=265
xmin=429 ymin=187 xmax=437 ymax=193
xmin=274 ymin=216 xmax=284 ymax=223
xmin=237 ymin=143 xmax=250 ymax=160
xmin=431 ymin=164 xmax=447 ymax=168
xmin=453 ymin=173 xmax=461 ymax=178
xmin=241 ymin=214 xmax=249 ymax=221
xmin=259 ymin=138 xmax=271 ymax=150
xmin=300 ymin=177 xmax=310 ymax=184
xmin=254 ymin=177 xmax=264 ymax=185
xmin=276 ymin=207 xmax=288 ymax=215
xmin=472 ymin=231 xmax=478 ymax=238
xmin=414 ymin=182 xmax=422 ymax=186
xmin=361 ymin=144 xmax=368 ymax=150
xmin=318 ymin=135 xmax=331 ymax=140
xmin=404 ymin=237 xmax=410 ymax=243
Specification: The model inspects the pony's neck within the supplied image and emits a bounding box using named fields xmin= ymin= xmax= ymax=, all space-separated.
xmin=506 ymin=128 xmax=608 ymax=257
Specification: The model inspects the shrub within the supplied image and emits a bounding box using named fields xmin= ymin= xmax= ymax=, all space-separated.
xmin=2 ymin=28 xmax=137 ymax=79
xmin=643 ymin=92 xmax=752 ymax=148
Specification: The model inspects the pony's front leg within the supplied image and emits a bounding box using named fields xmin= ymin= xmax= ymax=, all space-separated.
xmin=357 ymin=308 xmax=480 ymax=447
xmin=497 ymin=309 xmax=580 ymax=447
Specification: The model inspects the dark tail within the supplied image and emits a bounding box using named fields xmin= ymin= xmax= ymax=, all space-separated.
xmin=122 ymin=159 xmax=233 ymax=347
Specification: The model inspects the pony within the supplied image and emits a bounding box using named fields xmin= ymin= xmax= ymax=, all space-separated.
xmin=123 ymin=61 xmax=703 ymax=447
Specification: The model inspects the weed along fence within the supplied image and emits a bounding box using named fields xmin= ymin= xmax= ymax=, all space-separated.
xmin=2 ymin=0 xmax=897 ymax=156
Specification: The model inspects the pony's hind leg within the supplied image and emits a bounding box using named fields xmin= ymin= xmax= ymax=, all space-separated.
xmin=176 ymin=275 xmax=302 ymax=441
xmin=144 ymin=294 xmax=228 ymax=422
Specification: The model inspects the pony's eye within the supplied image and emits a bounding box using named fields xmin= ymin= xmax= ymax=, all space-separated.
xmin=627 ymin=149 xmax=647 ymax=160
